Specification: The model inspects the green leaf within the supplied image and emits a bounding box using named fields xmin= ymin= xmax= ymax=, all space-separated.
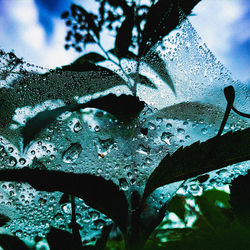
xmin=115 ymin=7 xmax=134 ymax=58
xmin=142 ymin=51 xmax=175 ymax=94
xmin=59 ymin=193 xmax=71 ymax=204
xmin=139 ymin=0 xmax=201 ymax=56
xmin=0 ymin=168 xmax=129 ymax=233
xmin=22 ymin=94 xmax=145 ymax=148
xmin=0 ymin=214 xmax=10 ymax=227
xmin=0 ymin=234 xmax=30 ymax=250
xmin=129 ymin=73 xmax=157 ymax=89
xmin=143 ymin=128 xmax=250 ymax=200
xmin=167 ymin=195 xmax=186 ymax=222
xmin=194 ymin=190 xmax=231 ymax=229
xmin=230 ymin=171 xmax=250 ymax=227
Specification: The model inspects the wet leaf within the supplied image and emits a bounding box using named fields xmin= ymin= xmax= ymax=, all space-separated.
xmin=0 ymin=234 xmax=30 ymax=250
xmin=143 ymin=128 xmax=250 ymax=200
xmin=143 ymin=51 xmax=175 ymax=94
xmin=115 ymin=7 xmax=134 ymax=58
xmin=22 ymin=94 xmax=145 ymax=148
xmin=0 ymin=214 xmax=10 ymax=227
xmin=129 ymin=73 xmax=157 ymax=89
xmin=0 ymin=168 xmax=129 ymax=233
xmin=139 ymin=0 xmax=201 ymax=56
xmin=153 ymin=102 xmax=247 ymax=127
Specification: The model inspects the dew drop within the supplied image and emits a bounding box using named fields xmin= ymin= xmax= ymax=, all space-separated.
xmin=62 ymin=143 xmax=82 ymax=163
xmin=161 ymin=132 xmax=173 ymax=145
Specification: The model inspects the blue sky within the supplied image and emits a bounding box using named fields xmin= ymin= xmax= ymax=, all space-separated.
xmin=0 ymin=0 xmax=249 ymax=82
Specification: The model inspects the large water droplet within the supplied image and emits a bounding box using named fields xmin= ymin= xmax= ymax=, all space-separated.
xmin=119 ymin=178 xmax=129 ymax=191
xmin=62 ymin=143 xmax=82 ymax=163
xmin=161 ymin=132 xmax=173 ymax=145
xmin=73 ymin=122 xmax=83 ymax=133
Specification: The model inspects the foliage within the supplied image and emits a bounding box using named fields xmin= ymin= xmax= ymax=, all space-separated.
xmin=0 ymin=0 xmax=250 ymax=249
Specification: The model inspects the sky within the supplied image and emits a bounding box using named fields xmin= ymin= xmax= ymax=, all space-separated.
xmin=0 ymin=0 xmax=249 ymax=82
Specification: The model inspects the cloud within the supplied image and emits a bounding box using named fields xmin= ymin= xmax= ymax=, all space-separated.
xmin=189 ymin=0 xmax=250 ymax=82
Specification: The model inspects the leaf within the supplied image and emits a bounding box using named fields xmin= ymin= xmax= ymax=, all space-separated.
xmin=139 ymin=0 xmax=201 ymax=56
xmin=230 ymin=171 xmax=250 ymax=227
xmin=22 ymin=94 xmax=145 ymax=148
xmin=143 ymin=128 xmax=250 ymax=200
xmin=109 ymin=49 xmax=137 ymax=60
xmin=115 ymin=7 xmax=134 ymax=58
xmin=129 ymin=73 xmax=157 ymax=89
xmin=194 ymin=190 xmax=231 ymax=229
xmin=0 ymin=234 xmax=30 ymax=250
xmin=0 ymin=214 xmax=10 ymax=227
xmin=153 ymin=102 xmax=249 ymax=127
xmin=46 ymin=227 xmax=78 ymax=250
xmin=0 ymin=168 xmax=129 ymax=233
xmin=69 ymin=52 xmax=106 ymax=64
xmin=142 ymin=51 xmax=175 ymax=94
xmin=71 ymin=4 xmax=100 ymax=39
xmin=59 ymin=193 xmax=71 ymax=204
xmin=21 ymin=105 xmax=74 ymax=149
xmin=167 ymin=195 xmax=186 ymax=222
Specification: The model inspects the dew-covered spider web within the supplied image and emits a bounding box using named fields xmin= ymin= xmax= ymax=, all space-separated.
xmin=0 ymin=13 xmax=249 ymax=245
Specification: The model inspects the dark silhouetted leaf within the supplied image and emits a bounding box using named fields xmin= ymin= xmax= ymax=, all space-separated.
xmin=167 ymin=195 xmax=186 ymax=222
xmin=109 ymin=49 xmax=137 ymax=60
xmin=95 ymin=223 xmax=113 ymax=249
xmin=0 ymin=234 xmax=30 ymax=250
xmin=71 ymin=4 xmax=100 ymax=39
xmin=139 ymin=0 xmax=201 ymax=56
xmin=0 ymin=168 xmax=129 ymax=233
xmin=70 ymin=52 xmax=106 ymax=64
xmin=0 ymin=214 xmax=10 ymax=227
xmin=59 ymin=193 xmax=71 ymax=204
xmin=22 ymin=94 xmax=145 ymax=148
xmin=115 ymin=7 xmax=134 ymax=58
xmin=142 ymin=51 xmax=175 ymax=94
xmin=143 ymin=128 xmax=250 ymax=200
xmin=230 ymin=171 xmax=250 ymax=227
xmin=46 ymin=227 xmax=78 ymax=250
xmin=129 ymin=73 xmax=157 ymax=89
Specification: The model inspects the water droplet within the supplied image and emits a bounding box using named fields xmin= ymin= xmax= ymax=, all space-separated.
xmin=156 ymin=117 xmax=163 ymax=123
xmin=19 ymin=158 xmax=26 ymax=165
xmin=136 ymin=144 xmax=150 ymax=155
xmin=148 ymin=122 xmax=156 ymax=130
xmin=90 ymin=211 xmax=99 ymax=220
xmin=73 ymin=122 xmax=83 ymax=133
xmin=62 ymin=203 xmax=72 ymax=214
xmin=94 ymin=125 xmax=100 ymax=132
xmin=8 ymin=157 xmax=17 ymax=167
xmin=119 ymin=178 xmax=129 ymax=191
xmin=62 ymin=143 xmax=82 ymax=163
xmin=177 ymin=128 xmax=185 ymax=134
xmin=166 ymin=123 xmax=172 ymax=129
xmin=161 ymin=132 xmax=173 ymax=145
xmin=201 ymin=128 xmax=208 ymax=134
